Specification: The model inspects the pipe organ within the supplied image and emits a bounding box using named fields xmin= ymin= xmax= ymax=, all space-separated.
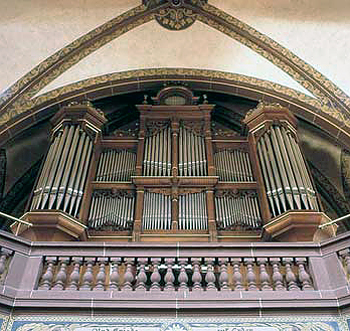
xmin=215 ymin=190 xmax=261 ymax=230
xmin=214 ymin=149 xmax=253 ymax=182
xmin=96 ymin=149 xmax=136 ymax=182
xmin=88 ymin=190 xmax=135 ymax=231
xmin=179 ymin=123 xmax=207 ymax=176
xmin=22 ymin=88 xmax=330 ymax=243
xmin=143 ymin=123 xmax=172 ymax=177
xmin=142 ymin=191 xmax=172 ymax=230
xmin=30 ymin=103 xmax=106 ymax=220
xmin=178 ymin=191 xmax=208 ymax=230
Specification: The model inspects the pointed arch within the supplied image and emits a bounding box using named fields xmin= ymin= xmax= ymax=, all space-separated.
xmin=0 ymin=1 xmax=349 ymax=131
xmin=1 ymin=69 xmax=350 ymax=152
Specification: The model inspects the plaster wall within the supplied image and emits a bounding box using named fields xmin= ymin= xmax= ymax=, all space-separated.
xmin=1 ymin=0 xmax=350 ymax=98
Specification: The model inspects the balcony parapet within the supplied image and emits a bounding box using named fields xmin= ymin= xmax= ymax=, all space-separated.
xmin=1 ymin=230 xmax=350 ymax=310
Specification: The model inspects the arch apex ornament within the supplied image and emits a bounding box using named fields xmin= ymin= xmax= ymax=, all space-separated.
xmin=143 ymin=0 xmax=208 ymax=30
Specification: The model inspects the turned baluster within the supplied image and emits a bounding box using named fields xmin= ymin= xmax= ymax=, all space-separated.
xmin=232 ymin=258 xmax=244 ymax=290
xmin=80 ymin=258 xmax=95 ymax=291
xmin=257 ymin=258 xmax=272 ymax=291
xmin=283 ymin=258 xmax=300 ymax=291
xmin=270 ymin=258 xmax=286 ymax=291
xmin=52 ymin=257 xmax=70 ymax=290
xmin=164 ymin=258 xmax=175 ymax=291
xmin=135 ymin=258 xmax=148 ymax=291
xmin=296 ymin=258 xmax=314 ymax=291
xmin=178 ymin=258 xmax=189 ymax=291
xmin=122 ymin=258 xmax=135 ymax=291
xmin=245 ymin=258 xmax=258 ymax=291
xmin=0 ymin=249 xmax=11 ymax=276
xmin=218 ymin=258 xmax=229 ymax=291
xmin=109 ymin=258 xmax=121 ymax=290
xmin=38 ymin=257 xmax=56 ymax=290
xmin=93 ymin=258 xmax=108 ymax=291
xmin=205 ymin=258 xmax=216 ymax=291
xmin=192 ymin=258 xmax=203 ymax=291
xmin=150 ymin=258 xmax=161 ymax=291
xmin=67 ymin=258 xmax=82 ymax=290
xmin=339 ymin=249 xmax=350 ymax=280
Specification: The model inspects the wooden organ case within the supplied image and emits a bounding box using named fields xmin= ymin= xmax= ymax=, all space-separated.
xmin=85 ymin=86 xmax=263 ymax=242
xmin=19 ymin=87 xmax=336 ymax=242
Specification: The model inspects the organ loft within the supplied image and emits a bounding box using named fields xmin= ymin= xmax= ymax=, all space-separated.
xmin=12 ymin=86 xmax=335 ymax=243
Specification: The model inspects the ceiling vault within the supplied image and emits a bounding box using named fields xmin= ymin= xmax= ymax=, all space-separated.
xmin=0 ymin=0 xmax=349 ymax=139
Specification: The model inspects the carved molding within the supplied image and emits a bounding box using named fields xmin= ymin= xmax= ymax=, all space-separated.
xmin=92 ymin=189 xmax=135 ymax=199
xmin=215 ymin=189 xmax=258 ymax=199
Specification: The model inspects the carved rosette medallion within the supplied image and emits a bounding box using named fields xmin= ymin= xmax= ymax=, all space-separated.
xmin=144 ymin=0 xmax=208 ymax=30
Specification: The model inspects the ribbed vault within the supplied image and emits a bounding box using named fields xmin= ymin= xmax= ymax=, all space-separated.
xmin=0 ymin=0 xmax=350 ymax=141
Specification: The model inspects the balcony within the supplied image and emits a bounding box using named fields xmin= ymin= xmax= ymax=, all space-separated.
xmin=1 ymin=230 xmax=350 ymax=311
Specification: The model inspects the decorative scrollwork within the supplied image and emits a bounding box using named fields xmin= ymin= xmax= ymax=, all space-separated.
xmin=181 ymin=120 xmax=205 ymax=135
xmin=144 ymin=0 xmax=208 ymax=31
xmin=146 ymin=120 xmax=171 ymax=136
xmin=215 ymin=189 xmax=258 ymax=199
xmin=92 ymin=189 xmax=135 ymax=199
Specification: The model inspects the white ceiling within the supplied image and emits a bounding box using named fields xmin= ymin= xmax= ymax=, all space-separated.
xmin=1 ymin=0 xmax=350 ymax=98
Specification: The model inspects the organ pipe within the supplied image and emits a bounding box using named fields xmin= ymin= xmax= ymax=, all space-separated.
xmin=31 ymin=124 xmax=94 ymax=217
xmin=143 ymin=125 xmax=172 ymax=176
xmin=178 ymin=192 xmax=208 ymax=230
xmin=95 ymin=149 xmax=136 ymax=181
xmin=256 ymin=125 xmax=318 ymax=217
xmin=214 ymin=149 xmax=254 ymax=182
xmin=88 ymin=190 xmax=135 ymax=231
xmin=215 ymin=191 xmax=262 ymax=230
xmin=179 ymin=124 xmax=207 ymax=176
xmin=142 ymin=191 xmax=171 ymax=230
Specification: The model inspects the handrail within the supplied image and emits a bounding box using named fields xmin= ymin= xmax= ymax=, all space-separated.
xmin=0 ymin=211 xmax=33 ymax=236
xmin=319 ymin=213 xmax=350 ymax=229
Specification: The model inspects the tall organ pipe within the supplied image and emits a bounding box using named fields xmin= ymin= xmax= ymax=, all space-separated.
xmin=256 ymin=125 xmax=319 ymax=217
xmin=143 ymin=126 xmax=171 ymax=176
xmin=178 ymin=125 xmax=207 ymax=177
xmin=31 ymin=124 xmax=94 ymax=218
xmin=142 ymin=192 xmax=171 ymax=230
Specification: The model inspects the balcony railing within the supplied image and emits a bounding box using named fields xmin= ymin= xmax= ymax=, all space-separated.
xmin=1 ymin=230 xmax=350 ymax=309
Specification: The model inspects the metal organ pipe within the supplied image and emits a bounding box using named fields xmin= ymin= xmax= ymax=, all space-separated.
xmin=143 ymin=126 xmax=171 ymax=176
xmin=31 ymin=125 xmax=93 ymax=218
xmin=256 ymin=124 xmax=319 ymax=217
xmin=178 ymin=125 xmax=207 ymax=177
xmin=214 ymin=192 xmax=262 ymax=230
xmin=214 ymin=149 xmax=254 ymax=182
xmin=142 ymin=192 xmax=171 ymax=230
xmin=178 ymin=192 xmax=208 ymax=230
xmin=88 ymin=191 xmax=135 ymax=231
xmin=96 ymin=149 xmax=136 ymax=182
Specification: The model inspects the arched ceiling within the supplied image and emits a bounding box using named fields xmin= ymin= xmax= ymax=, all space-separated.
xmin=37 ymin=20 xmax=312 ymax=97
xmin=1 ymin=0 xmax=350 ymax=147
